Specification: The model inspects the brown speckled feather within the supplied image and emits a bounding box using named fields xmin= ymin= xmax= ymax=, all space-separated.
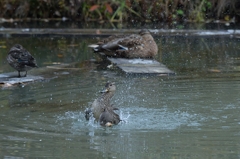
xmin=91 ymin=30 xmax=158 ymax=58
xmin=7 ymin=44 xmax=38 ymax=77
xmin=85 ymin=82 xmax=121 ymax=126
xmin=99 ymin=106 xmax=120 ymax=126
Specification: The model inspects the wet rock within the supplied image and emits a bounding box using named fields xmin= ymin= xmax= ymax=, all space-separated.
xmin=0 ymin=72 xmax=43 ymax=87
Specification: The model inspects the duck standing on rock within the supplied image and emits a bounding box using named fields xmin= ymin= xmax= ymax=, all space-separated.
xmin=85 ymin=82 xmax=121 ymax=126
xmin=89 ymin=29 xmax=158 ymax=58
xmin=7 ymin=44 xmax=38 ymax=77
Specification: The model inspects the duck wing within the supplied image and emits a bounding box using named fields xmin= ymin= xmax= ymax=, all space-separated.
xmin=106 ymin=34 xmax=143 ymax=51
xmin=89 ymin=34 xmax=135 ymax=52
xmin=118 ymin=34 xmax=143 ymax=47
xmin=9 ymin=49 xmax=38 ymax=67
xmin=99 ymin=106 xmax=120 ymax=126
xmin=97 ymin=34 xmax=141 ymax=52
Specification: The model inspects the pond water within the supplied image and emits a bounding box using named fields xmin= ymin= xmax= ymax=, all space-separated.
xmin=0 ymin=29 xmax=240 ymax=158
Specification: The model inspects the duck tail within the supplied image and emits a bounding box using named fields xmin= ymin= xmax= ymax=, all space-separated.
xmin=28 ymin=62 xmax=38 ymax=68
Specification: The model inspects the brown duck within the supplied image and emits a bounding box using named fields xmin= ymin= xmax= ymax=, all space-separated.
xmin=85 ymin=82 xmax=121 ymax=126
xmin=89 ymin=29 xmax=158 ymax=58
xmin=7 ymin=44 xmax=38 ymax=77
xmin=99 ymin=106 xmax=120 ymax=127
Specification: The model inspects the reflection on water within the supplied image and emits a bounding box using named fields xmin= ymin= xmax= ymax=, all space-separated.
xmin=0 ymin=32 xmax=240 ymax=158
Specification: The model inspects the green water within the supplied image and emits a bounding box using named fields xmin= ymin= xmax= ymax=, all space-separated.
xmin=0 ymin=30 xmax=240 ymax=158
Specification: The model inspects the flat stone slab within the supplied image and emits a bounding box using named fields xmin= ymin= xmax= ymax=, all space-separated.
xmin=0 ymin=72 xmax=44 ymax=87
xmin=107 ymin=58 xmax=175 ymax=74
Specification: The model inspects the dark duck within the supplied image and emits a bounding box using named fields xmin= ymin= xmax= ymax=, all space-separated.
xmin=89 ymin=29 xmax=158 ymax=58
xmin=7 ymin=44 xmax=38 ymax=77
xmin=99 ymin=106 xmax=121 ymax=127
xmin=85 ymin=82 xmax=121 ymax=127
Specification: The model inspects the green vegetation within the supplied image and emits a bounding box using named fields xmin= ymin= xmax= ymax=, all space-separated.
xmin=0 ymin=0 xmax=239 ymax=23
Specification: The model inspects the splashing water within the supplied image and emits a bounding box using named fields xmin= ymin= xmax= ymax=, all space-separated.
xmin=56 ymin=106 xmax=204 ymax=133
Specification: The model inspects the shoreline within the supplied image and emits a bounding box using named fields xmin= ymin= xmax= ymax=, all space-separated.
xmin=0 ymin=28 xmax=240 ymax=37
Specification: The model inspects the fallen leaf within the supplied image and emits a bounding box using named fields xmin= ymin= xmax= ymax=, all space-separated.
xmin=89 ymin=5 xmax=99 ymax=12
xmin=105 ymin=3 xmax=113 ymax=14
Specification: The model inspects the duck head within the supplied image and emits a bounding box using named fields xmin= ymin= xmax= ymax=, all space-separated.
xmin=139 ymin=29 xmax=150 ymax=36
xmin=10 ymin=44 xmax=23 ymax=52
xmin=100 ymin=82 xmax=116 ymax=93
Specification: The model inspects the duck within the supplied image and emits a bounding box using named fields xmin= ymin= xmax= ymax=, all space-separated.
xmin=99 ymin=106 xmax=121 ymax=127
xmin=85 ymin=82 xmax=121 ymax=126
xmin=7 ymin=44 xmax=38 ymax=77
xmin=89 ymin=29 xmax=158 ymax=58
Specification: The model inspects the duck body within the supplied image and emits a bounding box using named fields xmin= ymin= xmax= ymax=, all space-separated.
xmin=91 ymin=90 xmax=114 ymax=121
xmin=99 ymin=106 xmax=120 ymax=126
xmin=7 ymin=44 xmax=38 ymax=77
xmin=85 ymin=82 xmax=121 ymax=126
xmin=89 ymin=29 xmax=158 ymax=58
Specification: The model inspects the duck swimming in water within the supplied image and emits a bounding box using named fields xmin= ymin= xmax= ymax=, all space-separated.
xmin=85 ymin=82 xmax=121 ymax=126
xmin=99 ymin=106 xmax=121 ymax=127
xmin=89 ymin=29 xmax=158 ymax=58
xmin=7 ymin=44 xmax=38 ymax=77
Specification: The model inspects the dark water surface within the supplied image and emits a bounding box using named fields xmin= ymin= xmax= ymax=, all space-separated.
xmin=0 ymin=30 xmax=240 ymax=158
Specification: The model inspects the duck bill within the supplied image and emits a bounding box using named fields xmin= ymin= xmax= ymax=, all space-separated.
xmin=100 ymin=88 xmax=109 ymax=93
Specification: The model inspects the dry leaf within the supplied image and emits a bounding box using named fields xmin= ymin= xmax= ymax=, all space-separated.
xmin=105 ymin=3 xmax=113 ymax=14
xmin=89 ymin=5 xmax=99 ymax=12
